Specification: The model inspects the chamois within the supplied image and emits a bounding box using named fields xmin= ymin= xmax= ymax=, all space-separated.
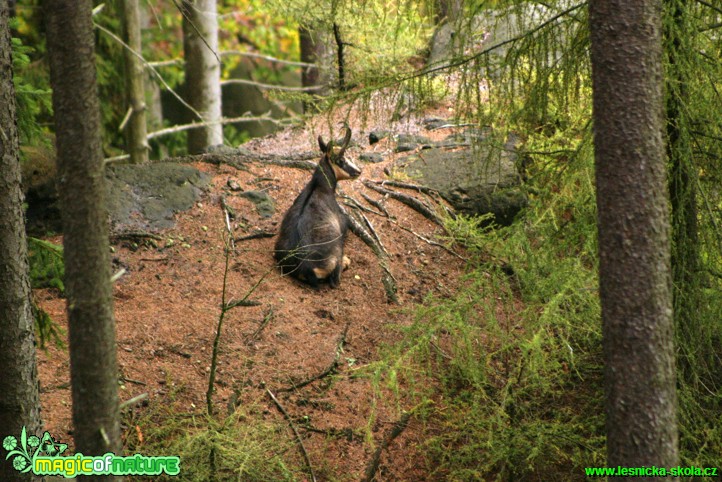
xmin=274 ymin=127 xmax=360 ymax=288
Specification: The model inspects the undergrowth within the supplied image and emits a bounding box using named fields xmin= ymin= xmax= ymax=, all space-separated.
xmin=369 ymin=120 xmax=606 ymax=480
xmin=123 ymin=389 xmax=301 ymax=482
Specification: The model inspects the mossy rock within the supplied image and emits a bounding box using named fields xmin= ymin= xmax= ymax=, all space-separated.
xmin=106 ymin=163 xmax=211 ymax=231
xmin=394 ymin=135 xmax=526 ymax=226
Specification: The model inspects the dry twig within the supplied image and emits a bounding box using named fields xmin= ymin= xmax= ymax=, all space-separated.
xmin=267 ymin=388 xmax=317 ymax=482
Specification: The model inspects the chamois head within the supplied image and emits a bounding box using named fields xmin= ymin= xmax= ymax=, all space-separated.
xmin=317 ymin=126 xmax=360 ymax=182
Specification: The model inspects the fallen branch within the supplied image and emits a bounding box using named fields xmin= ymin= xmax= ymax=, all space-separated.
xmin=235 ymin=230 xmax=276 ymax=242
xmin=119 ymin=392 xmax=149 ymax=410
xmin=362 ymin=412 xmax=413 ymax=482
xmin=363 ymin=181 xmax=444 ymax=226
xmin=267 ymin=388 xmax=317 ymax=482
xmin=277 ymin=318 xmax=351 ymax=392
xmin=110 ymin=231 xmax=162 ymax=242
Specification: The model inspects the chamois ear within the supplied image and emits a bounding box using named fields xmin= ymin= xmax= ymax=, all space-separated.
xmin=318 ymin=135 xmax=329 ymax=154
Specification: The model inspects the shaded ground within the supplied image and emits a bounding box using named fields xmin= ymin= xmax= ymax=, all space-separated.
xmin=35 ymin=101 xmax=474 ymax=481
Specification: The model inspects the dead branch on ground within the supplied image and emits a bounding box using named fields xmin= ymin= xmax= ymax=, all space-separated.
xmin=267 ymin=388 xmax=317 ymax=482
xmin=235 ymin=230 xmax=276 ymax=242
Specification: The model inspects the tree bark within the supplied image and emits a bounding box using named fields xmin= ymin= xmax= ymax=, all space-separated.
xmin=181 ymin=0 xmax=222 ymax=154
xmin=589 ymin=0 xmax=678 ymax=476
xmin=122 ymin=0 xmax=149 ymax=163
xmin=434 ymin=0 xmax=462 ymax=24
xmin=0 ymin=4 xmax=43 ymax=481
xmin=45 ymin=0 xmax=122 ymax=469
xmin=299 ymin=24 xmax=330 ymax=112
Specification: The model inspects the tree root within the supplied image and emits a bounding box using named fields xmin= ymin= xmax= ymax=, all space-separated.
xmin=360 ymin=191 xmax=391 ymax=218
xmin=341 ymin=204 xmax=398 ymax=303
xmin=363 ymin=180 xmax=445 ymax=226
xmin=167 ymin=148 xmax=317 ymax=171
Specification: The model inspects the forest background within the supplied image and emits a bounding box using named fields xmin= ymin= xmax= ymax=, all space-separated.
xmin=3 ymin=0 xmax=722 ymax=480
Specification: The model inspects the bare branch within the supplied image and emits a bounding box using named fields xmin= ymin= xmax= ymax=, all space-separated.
xmin=221 ymin=78 xmax=326 ymax=92
xmin=146 ymin=114 xmax=291 ymax=140
xmin=267 ymin=388 xmax=317 ymax=482
xmin=221 ymin=50 xmax=315 ymax=68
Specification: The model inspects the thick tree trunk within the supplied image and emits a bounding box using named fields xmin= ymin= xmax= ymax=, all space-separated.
xmin=299 ymin=24 xmax=330 ymax=112
xmin=589 ymin=0 xmax=679 ymax=476
xmin=434 ymin=0 xmax=462 ymax=24
xmin=45 ymin=0 xmax=122 ymax=470
xmin=0 ymin=4 xmax=43 ymax=481
xmin=181 ymin=0 xmax=222 ymax=154
xmin=122 ymin=0 xmax=149 ymax=163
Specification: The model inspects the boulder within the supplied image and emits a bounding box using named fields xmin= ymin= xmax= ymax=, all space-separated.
xmin=394 ymin=134 xmax=526 ymax=226
xmin=106 ymin=163 xmax=211 ymax=231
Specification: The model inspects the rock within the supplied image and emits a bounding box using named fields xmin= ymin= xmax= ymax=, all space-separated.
xmin=438 ymin=127 xmax=492 ymax=148
xmin=204 ymin=144 xmax=237 ymax=155
xmin=360 ymin=152 xmax=385 ymax=164
xmin=106 ymin=163 xmax=211 ymax=231
xmin=395 ymin=143 xmax=417 ymax=153
xmin=227 ymin=178 xmax=243 ymax=191
xmin=369 ymin=130 xmax=391 ymax=145
xmin=394 ymin=134 xmax=434 ymax=153
xmin=239 ymin=190 xmax=275 ymax=218
xmin=394 ymin=134 xmax=526 ymax=226
xmin=422 ymin=117 xmax=449 ymax=130
xmin=396 ymin=134 xmax=433 ymax=146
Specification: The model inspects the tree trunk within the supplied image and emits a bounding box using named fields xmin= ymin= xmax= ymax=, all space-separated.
xmin=589 ymin=0 xmax=679 ymax=476
xmin=45 ymin=0 xmax=122 ymax=469
xmin=181 ymin=0 xmax=222 ymax=154
xmin=299 ymin=24 xmax=329 ymax=112
xmin=434 ymin=0 xmax=462 ymax=24
xmin=122 ymin=0 xmax=149 ymax=163
xmin=0 ymin=4 xmax=43 ymax=481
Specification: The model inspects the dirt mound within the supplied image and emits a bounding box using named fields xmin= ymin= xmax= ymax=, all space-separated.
xmin=36 ymin=109 xmax=471 ymax=480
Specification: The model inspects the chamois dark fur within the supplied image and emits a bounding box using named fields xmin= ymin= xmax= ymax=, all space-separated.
xmin=274 ymin=127 xmax=360 ymax=288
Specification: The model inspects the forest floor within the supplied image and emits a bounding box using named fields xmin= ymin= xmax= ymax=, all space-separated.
xmin=35 ymin=94 xmax=480 ymax=481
